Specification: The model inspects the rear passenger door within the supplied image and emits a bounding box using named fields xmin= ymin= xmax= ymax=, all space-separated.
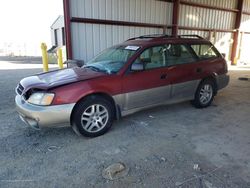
xmin=164 ymin=44 xmax=201 ymax=101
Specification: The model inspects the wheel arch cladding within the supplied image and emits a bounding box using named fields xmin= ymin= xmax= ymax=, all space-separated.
xmin=70 ymin=92 xmax=117 ymax=125
xmin=200 ymin=74 xmax=218 ymax=95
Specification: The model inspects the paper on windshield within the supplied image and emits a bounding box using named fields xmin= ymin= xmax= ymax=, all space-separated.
xmin=125 ymin=46 xmax=140 ymax=51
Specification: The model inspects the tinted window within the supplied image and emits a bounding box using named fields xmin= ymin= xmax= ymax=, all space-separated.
xmin=165 ymin=44 xmax=196 ymax=66
xmin=191 ymin=44 xmax=218 ymax=59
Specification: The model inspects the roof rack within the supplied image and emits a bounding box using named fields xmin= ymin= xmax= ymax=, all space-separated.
xmin=127 ymin=34 xmax=170 ymax=41
xmin=127 ymin=34 xmax=204 ymax=41
xmin=177 ymin=35 xmax=204 ymax=39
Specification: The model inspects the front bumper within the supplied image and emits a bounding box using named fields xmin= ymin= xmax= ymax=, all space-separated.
xmin=15 ymin=95 xmax=75 ymax=129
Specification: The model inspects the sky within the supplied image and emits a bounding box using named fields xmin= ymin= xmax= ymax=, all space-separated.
xmin=0 ymin=0 xmax=63 ymax=56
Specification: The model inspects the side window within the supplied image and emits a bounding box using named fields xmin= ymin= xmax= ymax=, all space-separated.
xmin=191 ymin=44 xmax=218 ymax=59
xmin=134 ymin=45 xmax=167 ymax=70
xmin=166 ymin=44 xmax=196 ymax=66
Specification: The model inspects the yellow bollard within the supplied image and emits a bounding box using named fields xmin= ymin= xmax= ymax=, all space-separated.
xmin=57 ymin=48 xmax=63 ymax=69
xmin=40 ymin=43 xmax=49 ymax=72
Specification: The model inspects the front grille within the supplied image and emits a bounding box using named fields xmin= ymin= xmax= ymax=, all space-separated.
xmin=16 ymin=84 xmax=24 ymax=95
xmin=23 ymin=89 xmax=32 ymax=100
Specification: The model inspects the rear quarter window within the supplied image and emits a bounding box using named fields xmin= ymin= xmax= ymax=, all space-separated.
xmin=190 ymin=44 xmax=219 ymax=60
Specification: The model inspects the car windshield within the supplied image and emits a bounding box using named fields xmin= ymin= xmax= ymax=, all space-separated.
xmin=83 ymin=46 xmax=140 ymax=74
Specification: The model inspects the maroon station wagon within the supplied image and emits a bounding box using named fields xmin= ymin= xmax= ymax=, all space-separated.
xmin=15 ymin=35 xmax=229 ymax=137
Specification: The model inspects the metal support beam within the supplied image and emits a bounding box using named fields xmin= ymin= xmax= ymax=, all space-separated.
xmin=178 ymin=26 xmax=234 ymax=33
xmin=243 ymin=11 xmax=250 ymax=15
xmin=231 ymin=0 xmax=244 ymax=65
xmin=71 ymin=17 xmax=166 ymax=29
xmin=172 ymin=0 xmax=180 ymax=36
xmin=63 ymin=0 xmax=72 ymax=60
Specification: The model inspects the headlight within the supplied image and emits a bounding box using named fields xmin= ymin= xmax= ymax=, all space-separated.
xmin=27 ymin=92 xmax=55 ymax=106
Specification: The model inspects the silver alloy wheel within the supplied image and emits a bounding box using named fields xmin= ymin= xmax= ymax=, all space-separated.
xmin=199 ymin=84 xmax=213 ymax=105
xmin=81 ymin=104 xmax=109 ymax=133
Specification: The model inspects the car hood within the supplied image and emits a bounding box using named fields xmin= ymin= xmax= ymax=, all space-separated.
xmin=19 ymin=67 xmax=106 ymax=93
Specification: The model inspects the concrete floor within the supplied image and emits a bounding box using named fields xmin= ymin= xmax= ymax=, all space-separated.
xmin=0 ymin=58 xmax=250 ymax=188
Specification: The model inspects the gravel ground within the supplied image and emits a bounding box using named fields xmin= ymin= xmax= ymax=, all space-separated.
xmin=0 ymin=58 xmax=250 ymax=188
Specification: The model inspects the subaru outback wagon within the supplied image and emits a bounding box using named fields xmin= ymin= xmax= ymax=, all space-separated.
xmin=15 ymin=35 xmax=229 ymax=137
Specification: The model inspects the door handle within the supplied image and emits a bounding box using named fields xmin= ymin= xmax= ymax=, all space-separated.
xmin=196 ymin=68 xmax=202 ymax=73
xmin=160 ymin=74 xmax=167 ymax=79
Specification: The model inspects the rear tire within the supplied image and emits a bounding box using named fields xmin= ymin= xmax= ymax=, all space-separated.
xmin=192 ymin=79 xmax=216 ymax=108
xmin=72 ymin=96 xmax=114 ymax=137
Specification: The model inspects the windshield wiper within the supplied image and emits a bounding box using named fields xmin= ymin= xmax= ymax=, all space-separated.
xmin=84 ymin=65 xmax=108 ymax=74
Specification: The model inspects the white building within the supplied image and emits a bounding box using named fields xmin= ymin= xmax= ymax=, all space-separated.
xmin=50 ymin=15 xmax=65 ymax=48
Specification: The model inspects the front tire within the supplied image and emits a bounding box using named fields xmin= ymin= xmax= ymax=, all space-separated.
xmin=72 ymin=96 xmax=114 ymax=137
xmin=192 ymin=79 xmax=216 ymax=108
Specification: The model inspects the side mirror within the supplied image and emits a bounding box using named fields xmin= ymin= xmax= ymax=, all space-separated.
xmin=65 ymin=59 xmax=85 ymax=68
xmin=221 ymin=53 xmax=226 ymax=58
xmin=131 ymin=63 xmax=144 ymax=71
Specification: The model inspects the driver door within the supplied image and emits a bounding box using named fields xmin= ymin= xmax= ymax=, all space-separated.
xmin=121 ymin=45 xmax=171 ymax=111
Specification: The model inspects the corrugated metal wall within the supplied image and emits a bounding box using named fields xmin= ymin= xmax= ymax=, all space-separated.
xmin=71 ymin=24 xmax=165 ymax=61
xmin=241 ymin=14 xmax=250 ymax=30
xmin=240 ymin=33 xmax=250 ymax=61
xmin=179 ymin=5 xmax=235 ymax=30
xmin=242 ymin=0 xmax=250 ymax=31
xmin=214 ymin=32 xmax=234 ymax=61
xmin=240 ymin=0 xmax=250 ymax=61
xmin=70 ymin=0 xmax=172 ymax=24
xmin=243 ymin=0 xmax=250 ymax=12
xmin=183 ymin=0 xmax=237 ymax=9
xmin=178 ymin=0 xmax=237 ymax=60
xmin=69 ymin=0 xmax=250 ymax=62
xmin=70 ymin=0 xmax=172 ymax=61
xmin=178 ymin=29 xmax=208 ymax=38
